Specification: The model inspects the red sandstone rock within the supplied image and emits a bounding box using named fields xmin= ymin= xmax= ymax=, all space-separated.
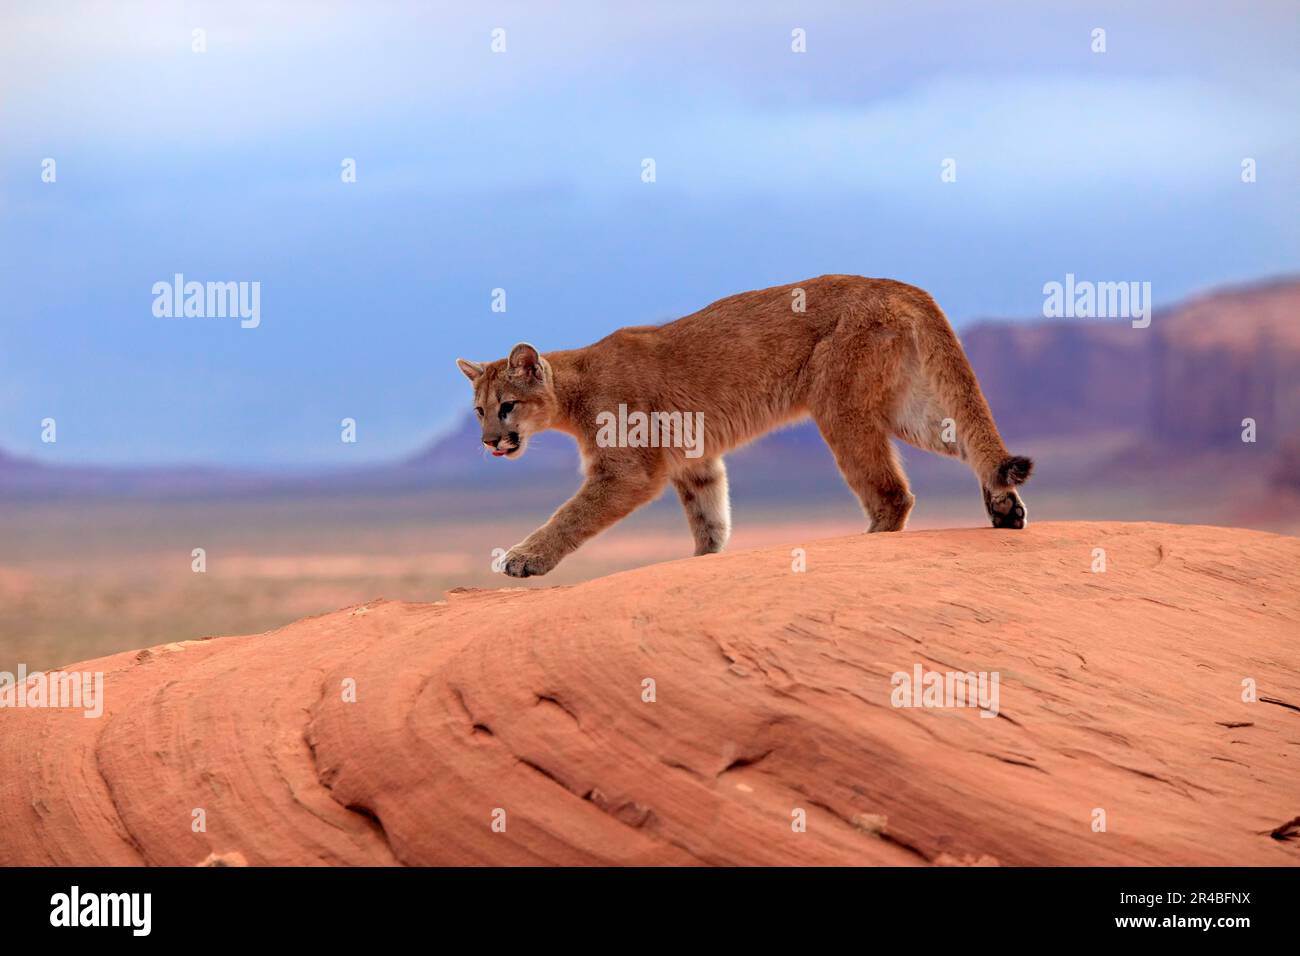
xmin=1 ymin=522 xmax=1297 ymax=866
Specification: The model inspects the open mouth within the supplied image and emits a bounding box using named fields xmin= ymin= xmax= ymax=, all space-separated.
xmin=491 ymin=432 xmax=523 ymax=458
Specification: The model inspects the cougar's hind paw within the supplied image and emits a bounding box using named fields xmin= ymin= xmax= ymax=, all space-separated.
xmin=984 ymin=488 xmax=1027 ymax=530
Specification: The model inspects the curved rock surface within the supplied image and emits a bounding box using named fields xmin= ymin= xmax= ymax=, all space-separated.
xmin=2 ymin=521 xmax=1298 ymax=866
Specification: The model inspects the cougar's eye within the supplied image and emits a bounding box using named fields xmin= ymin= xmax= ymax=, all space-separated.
xmin=499 ymin=401 xmax=517 ymax=419
xmin=474 ymin=406 xmax=484 ymax=418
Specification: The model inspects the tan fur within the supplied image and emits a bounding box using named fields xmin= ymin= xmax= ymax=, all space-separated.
xmin=457 ymin=275 xmax=1032 ymax=577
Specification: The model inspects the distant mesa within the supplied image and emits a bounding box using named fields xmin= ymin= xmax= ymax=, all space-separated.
xmin=4 ymin=276 xmax=1298 ymax=499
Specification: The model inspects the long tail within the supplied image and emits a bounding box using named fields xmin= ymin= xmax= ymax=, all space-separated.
xmin=911 ymin=293 xmax=1034 ymax=491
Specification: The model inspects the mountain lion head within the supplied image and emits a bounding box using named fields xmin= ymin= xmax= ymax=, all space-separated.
xmin=455 ymin=342 xmax=556 ymax=459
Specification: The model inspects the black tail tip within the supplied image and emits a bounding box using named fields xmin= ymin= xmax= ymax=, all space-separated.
xmin=997 ymin=455 xmax=1034 ymax=487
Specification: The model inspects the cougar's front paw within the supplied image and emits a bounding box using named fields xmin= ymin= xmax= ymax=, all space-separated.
xmin=502 ymin=545 xmax=559 ymax=578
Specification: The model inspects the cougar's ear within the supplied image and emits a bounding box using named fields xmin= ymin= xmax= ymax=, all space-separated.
xmin=507 ymin=342 xmax=545 ymax=383
xmin=456 ymin=358 xmax=485 ymax=382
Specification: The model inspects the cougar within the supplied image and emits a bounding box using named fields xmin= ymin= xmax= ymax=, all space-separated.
xmin=456 ymin=275 xmax=1032 ymax=577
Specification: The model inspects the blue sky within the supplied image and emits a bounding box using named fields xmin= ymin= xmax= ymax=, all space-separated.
xmin=2 ymin=0 xmax=1297 ymax=465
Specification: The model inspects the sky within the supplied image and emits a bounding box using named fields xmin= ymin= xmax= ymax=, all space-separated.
xmin=1 ymin=0 xmax=1297 ymax=466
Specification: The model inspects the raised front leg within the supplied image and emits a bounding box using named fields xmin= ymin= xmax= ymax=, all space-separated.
xmin=502 ymin=468 xmax=665 ymax=577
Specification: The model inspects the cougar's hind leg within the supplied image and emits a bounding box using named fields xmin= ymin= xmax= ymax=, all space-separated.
xmin=815 ymin=420 xmax=914 ymax=532
xmin=809 ymin=322 xmax=915 ymax=532
xmin=893 ymin=375 xmax=1030 ymax=531
xmin=891 ymin=380 xmax=964 ymax=461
